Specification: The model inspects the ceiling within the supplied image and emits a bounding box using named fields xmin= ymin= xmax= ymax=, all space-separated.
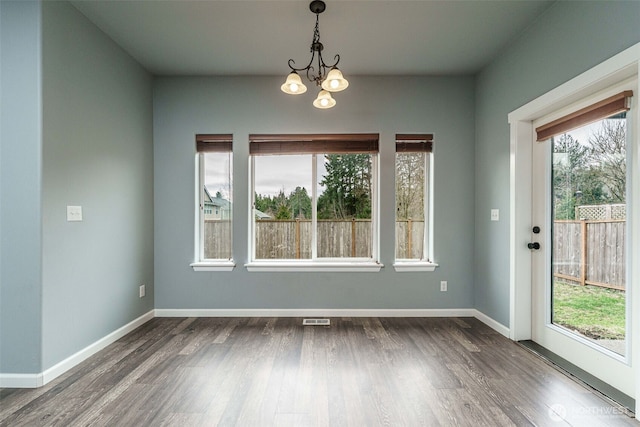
xmin=70 ymin=0 xmax=555 ymax=77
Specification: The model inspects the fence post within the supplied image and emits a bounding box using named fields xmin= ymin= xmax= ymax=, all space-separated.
xmin=296 ymin=218 xmax=301 ymax=259
xmin=407 ymin=218 xmax=412 ymax=258
xmin=580 ymin=220 xmax=587 ymax=286
xmin=351 ymin=218 xmax=356 ymax=257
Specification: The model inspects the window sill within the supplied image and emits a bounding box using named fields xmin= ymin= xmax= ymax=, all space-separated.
xmin=393 ymin=261 xmax=438 ymax=272
xmin=245 ymin=261 xmax=383 ymax=273
xmin=190 ymin=261 xmax=236 ymax=272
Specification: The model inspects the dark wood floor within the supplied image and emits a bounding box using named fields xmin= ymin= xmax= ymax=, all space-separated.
xmin=0 ymin=317 xmax=636 ymax=426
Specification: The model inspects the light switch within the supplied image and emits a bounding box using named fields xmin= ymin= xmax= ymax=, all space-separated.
xmin=67 ymin=205 xmax=83 ymax=222
xmin=491 ymin=209 xmax=499 ymax=221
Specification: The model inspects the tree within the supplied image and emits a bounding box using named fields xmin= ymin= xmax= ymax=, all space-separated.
xmin=255 ymin=193 xmax=276 ymax=216
xmin=552 ymin=116 xmax=627 ymax=220
xmin=275 ymin=203 xmax=292 ymax=219
xmin=288 ymin=186 xmax=311 ymax=219
xmin=553 ymin=134 xmax=608 ymax=219
xmin=553 ymin=134 xmax=587 ymax=219
xmin=587 ymin=118 xmax=626 ymax=203
xmin=318 ymin=154 xmax=372 ymax=219
xmin=271 ymin=189 xmax=291 ymax=219
xmin=396 ymin=153 xmax=425 ymax=220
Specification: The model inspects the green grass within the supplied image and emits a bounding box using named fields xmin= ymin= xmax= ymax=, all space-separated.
xmin=553 ymin=281 xmax=626 ymax=340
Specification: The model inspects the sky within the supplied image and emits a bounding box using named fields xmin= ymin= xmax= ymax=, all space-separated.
xmin=204 ymin=153 xmax=330 ymax=200
xmin=204 ymin=152 xmax=232 ymax=200
xmin=560 ymin=116 xmax=625 ymax=147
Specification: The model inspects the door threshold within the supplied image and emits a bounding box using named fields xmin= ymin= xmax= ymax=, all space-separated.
xmin=518 ymin=340 xmax=635 ymax=415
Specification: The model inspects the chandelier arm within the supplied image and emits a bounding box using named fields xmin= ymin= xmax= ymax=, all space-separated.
xmin=315 ymin=52 xmax=341 ymax=82
xmin=326 ymin=54 xmax=340 ymax=69
xmin=306 ymin=66 xmax=319 ymax=85
xmin=287 ymin=58 xmax=310 ymax=73
xmin=288 ymin=52 xmax=339 ymax=75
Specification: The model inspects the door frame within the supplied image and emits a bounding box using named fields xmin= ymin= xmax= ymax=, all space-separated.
xmin=508 ymin=42 xmax=640 ymax=407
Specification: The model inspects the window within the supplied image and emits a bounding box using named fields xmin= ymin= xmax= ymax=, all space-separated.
xmin=191 ymin=134 xmax=234 ymax=271
xmin=247 ymin=134 xmax=381 ymax=272
xmin=394 ymin=134 xmax=437 ymax=272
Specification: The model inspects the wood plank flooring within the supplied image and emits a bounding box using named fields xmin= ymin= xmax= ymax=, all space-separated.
xmin=0 ymin=317 xmax=636 ymax=426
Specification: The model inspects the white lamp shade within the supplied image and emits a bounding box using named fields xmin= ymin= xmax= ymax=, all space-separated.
xmin=281 ymin=72 xmax=307 ymax=95
xmin=321 ymin=67 xmax=349 ymax=92
xmin=313 ymin=90 xmax=336 ymax=109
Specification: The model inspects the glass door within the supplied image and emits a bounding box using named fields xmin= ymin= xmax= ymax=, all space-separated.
xmin=531 ymin=91 xmax=634 ymax=397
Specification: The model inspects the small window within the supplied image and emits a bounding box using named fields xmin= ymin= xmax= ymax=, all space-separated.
xmin=394 ymin=134 xmax=435 ymax=271
xmin=192 ymin=134 xmax=233 ymax=270
xmin=247 ymin=134 xmax=381 ymax=271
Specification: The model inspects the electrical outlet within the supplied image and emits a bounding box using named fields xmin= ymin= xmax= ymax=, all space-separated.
xmin=440 ymin=281 xmax=447 ymax=292
xmin=139 ymin=284 xmax=145 ymax=298
xmin=491 ymin=209 xmax=499 ymax=221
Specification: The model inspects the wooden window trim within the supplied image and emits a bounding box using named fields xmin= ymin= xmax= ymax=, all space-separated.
xmin=249 ymin=133 xmax=379 ymax=155
xmin=536 ymin=91 xmax=633 ymax=142
xmin=396 ymin=134 xmax=433 ymax=153
xmin=196 ymin=134 xmax=233 ymax=152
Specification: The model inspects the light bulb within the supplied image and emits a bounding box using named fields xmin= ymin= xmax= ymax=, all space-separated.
xmin=330 ymin=79 xmax=339 ymax=89
xmin=290 ymin=83 xmax=299 ymax=93
xmin=320 ymin=98 xmax=329 ymax=107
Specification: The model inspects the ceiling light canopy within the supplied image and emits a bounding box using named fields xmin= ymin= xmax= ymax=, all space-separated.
xmin=281 ymin=0 xmax=349 ymax=109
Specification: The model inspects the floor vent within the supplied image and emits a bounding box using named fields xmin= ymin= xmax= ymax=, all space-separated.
xmin=303 ymin=318 xmax=330 ymax=326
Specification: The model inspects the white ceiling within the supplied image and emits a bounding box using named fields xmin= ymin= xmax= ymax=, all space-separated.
xmin=70 ymin=0 xmax=555 ymax=76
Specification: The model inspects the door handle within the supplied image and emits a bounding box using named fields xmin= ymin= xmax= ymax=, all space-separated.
xmin=528 ymin=242 xmax=540 ymax=250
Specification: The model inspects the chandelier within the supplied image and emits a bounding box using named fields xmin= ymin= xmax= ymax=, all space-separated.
xmin=280 ymin=0 xmax=349 ymax=109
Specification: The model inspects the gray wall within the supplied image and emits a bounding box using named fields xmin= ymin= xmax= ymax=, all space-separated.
xmin=40 ymin=1 xmax=154 ymax=369
xmin=154 ymin=76 xmax=475 ymax=310
xmin=474 ymin=1 xmax=640 ymax=326
xmin=0 ymin=0 xmax=43 ymax=374
xmin=0 ymin=1 xmax=154 ymax=374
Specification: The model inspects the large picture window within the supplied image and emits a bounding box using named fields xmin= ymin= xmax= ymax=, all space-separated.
xmin=394 ymin=134 xmax=436 ymax=271
xmin=192 ymin=134 xmax=233 ymax=271
xmin=248 ymin=134 xmax=380 ymax=271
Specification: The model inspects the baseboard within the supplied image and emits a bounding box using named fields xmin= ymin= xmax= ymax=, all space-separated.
xmin=0 ymin=373 xmax=43 ymax=389
xmin=0 ymin=310 xmax=155 ymax=389
xmin=154 ymin=308 xmax=477 ymax=318
xmin=41 ymin=310 xmax=155 ymax=386
xmin=472 ymin=309 xmax=510 ymax=337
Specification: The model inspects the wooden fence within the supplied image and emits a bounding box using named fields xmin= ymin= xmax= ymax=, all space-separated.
xmin=203 ymin=220 xmax=231 ymax=259
xmin=553 ymin=220 xmax=626 ymax=290
xmin=204 ymin=219 xmax=425 ymax=260
xmin=396 ymin=219 xmax=425 ymax=259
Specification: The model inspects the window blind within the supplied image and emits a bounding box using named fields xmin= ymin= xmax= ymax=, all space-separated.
xmin=249 ymin=133 xmax=379 ymax=155
xmin=535 ymin=91 xmax=633 ymax=142
xmin=395 ymin=134 xmax=433 ymax=153
xmin=196 ymin=134 xmax=233 ymax=152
